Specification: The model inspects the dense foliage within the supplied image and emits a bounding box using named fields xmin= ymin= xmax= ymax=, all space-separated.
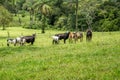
xmin=0 ymin=0 xmax=120 ymax=31
xmin=93 ymin=1 xmax=120 ymax=31
xmin=0 ymin=6 xmax=13 ymax=30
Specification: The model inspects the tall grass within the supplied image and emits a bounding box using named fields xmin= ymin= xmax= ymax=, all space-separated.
xmin=0 ymin=27 xmax=120 ymax=80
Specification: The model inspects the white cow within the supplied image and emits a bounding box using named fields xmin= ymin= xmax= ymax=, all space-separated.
xmin=52 ymin=35 xmax=59 ymax=44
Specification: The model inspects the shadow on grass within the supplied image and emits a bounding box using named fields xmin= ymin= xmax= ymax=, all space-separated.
xmin=0 ymin=36 xmax=7 ymax=39
xmin=0 ymin=46 xmax=41 ymax=57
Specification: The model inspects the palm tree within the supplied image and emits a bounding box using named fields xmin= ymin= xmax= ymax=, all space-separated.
xmin=63 ymin=0 xmax=78 ymax=30
xmin=23 ymin=0 xmax=37 ymax=28
xmin=34 ymin=1 xmax=52 ymax=33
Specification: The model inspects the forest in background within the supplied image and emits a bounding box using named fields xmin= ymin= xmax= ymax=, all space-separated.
xmin=0 ymin=0 xmax=120 ymax=32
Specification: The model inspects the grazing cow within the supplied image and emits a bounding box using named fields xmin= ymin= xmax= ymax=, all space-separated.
xmin=7 ymin=37 xmax=22 ymax=46
xmin=21 ymin=34 xmax=36 ymax=45
xmin=52 ymin=35 xmax=59 ymax=44
xmin=76 ymin=32 xmax=83 ymax=42
xmin=86 ymin=29 xmax=92 ymax=41
xmin=7 ymin=38 xmax=16 ymax=46
xmin=69 ymin=32 xmax=77 ymax=43
xmin=16 ymin=37 xmax=22 ymax=45
xmin=55 ymin=31 xmax=70 ymax=44
xmin=20 ymin=38 xmax=26 ymax=45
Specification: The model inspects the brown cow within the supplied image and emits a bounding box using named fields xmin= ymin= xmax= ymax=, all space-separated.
xmin=69 ymin=32 xmax=77 ymax=43
xmin=76 ymin=32 xmax=83 ymax=42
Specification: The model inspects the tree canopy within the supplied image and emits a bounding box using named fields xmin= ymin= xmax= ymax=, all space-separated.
xmin=0 ymin=6 xmax=13 ymax=30
xmin=0 ymin=0 xmax=120 ymax=31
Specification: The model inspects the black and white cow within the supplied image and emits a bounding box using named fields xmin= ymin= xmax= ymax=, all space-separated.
xmin=55 ymin=31 xmax=70 ymax=44
xmin=21 ymin=34 xmax=36 ymax=45
xmin=7 ymin=37 xmax=22 ymax=46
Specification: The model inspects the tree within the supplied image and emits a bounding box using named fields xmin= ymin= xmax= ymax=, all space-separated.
xmin=0 ymin=0 xmax=17 ymax=14
xmin=34 ymin=1 xmax=52 ymax=33
xmin=0 ymin=6 xmax=13 ymax=30
xmin=75 ymin=0 xmax=78 ymax=31
xmin=79 ymin=0 xmax=99 ymax=30
xmin=22 ymin=0 xmax=37 ymax=28
xmin=40 ymin=4 xmax=52 ymax=33
xmin=93 ymin=0 xmax=120 ymax=31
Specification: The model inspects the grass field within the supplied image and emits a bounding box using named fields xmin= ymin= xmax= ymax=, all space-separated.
xmin=0 ymin=27 xmax=120 ymax=80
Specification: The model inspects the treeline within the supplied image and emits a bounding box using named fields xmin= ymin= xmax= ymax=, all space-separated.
xmin=0 ymin=0 xmax=120 ymax=32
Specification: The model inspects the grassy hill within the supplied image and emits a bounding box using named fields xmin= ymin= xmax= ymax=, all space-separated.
xmin=0 ymin=27 xmax=120 ymax=80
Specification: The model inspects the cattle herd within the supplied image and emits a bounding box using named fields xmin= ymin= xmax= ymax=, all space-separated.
xmin=52 ymin=29 xmax=92 ymax=44
xmin=7 ymin=29 xmax=92 ymax=46
xmin=7 ymin=34 xmax=36 ymax=46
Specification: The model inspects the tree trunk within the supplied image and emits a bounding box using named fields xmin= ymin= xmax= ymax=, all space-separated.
xmin=75 ymin=0 xmax=78 ymax=31
xmin=2 ymin=24 xmax=5 ymax=30
xmin=29 ymin=8 xmax=34 ymax=29
xmin=18 ymin=14 xmax=21 ymax=26
xmin=7 ymin=31 xmax=10 ymax=38
xmin=41 ymin=26 xmax=45 ymax=33
xmin=41 ymin=15 xmax=46 ymax=33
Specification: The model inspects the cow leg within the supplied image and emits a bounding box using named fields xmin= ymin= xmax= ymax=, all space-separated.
xmin=86 ymin=35 xmax=89 ymax=41
xmin=80 ymin=37 xmax=83 ymax=42
xmin=31 ymin=42 xmax=33 ymax=45
xmin=88 ymin=36 xmax=91 ymax=41
xmin=7 ymin=43 xmax=9 ymax=46
xmin=74 ymin=39 xmax=76 ymax=43
xmin=22 ymin=43 xmax=24 ymax=46
xmin=55 ymin=41 xmax=57 ymax=44
xmin=69 ymin=38 xmax=72 ymax=43
xmin=54 ymin=40 xmax=59 ymax=44
xmin=57 ymin=40 xmax=59 ymax=44
xmin=90 ymin=36 xmax=92 ymax=41
xmin=69 ymin=38 xmax=71 ymax=43
xmin=20 ymin=43 xmax=23 ymax=46
xmin=64 ymin=39 xmax=66 ymax=44
xmin=74 ymin=37 xmax=77 ymax=43
xmin=14 ymin=43 xmax=16 ymax=46
xmin=53 ymin=40 xmax=57 ymax=44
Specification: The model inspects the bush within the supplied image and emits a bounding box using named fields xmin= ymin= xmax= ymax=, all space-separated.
xmin=24 ymin=22 xmax=42 ymax=29
xmin=100 ymin=19 xmax=119 ymax=31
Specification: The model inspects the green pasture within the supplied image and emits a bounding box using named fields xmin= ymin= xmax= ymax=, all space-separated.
xmin=0 ymin=27 xmax=120 ymax=80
